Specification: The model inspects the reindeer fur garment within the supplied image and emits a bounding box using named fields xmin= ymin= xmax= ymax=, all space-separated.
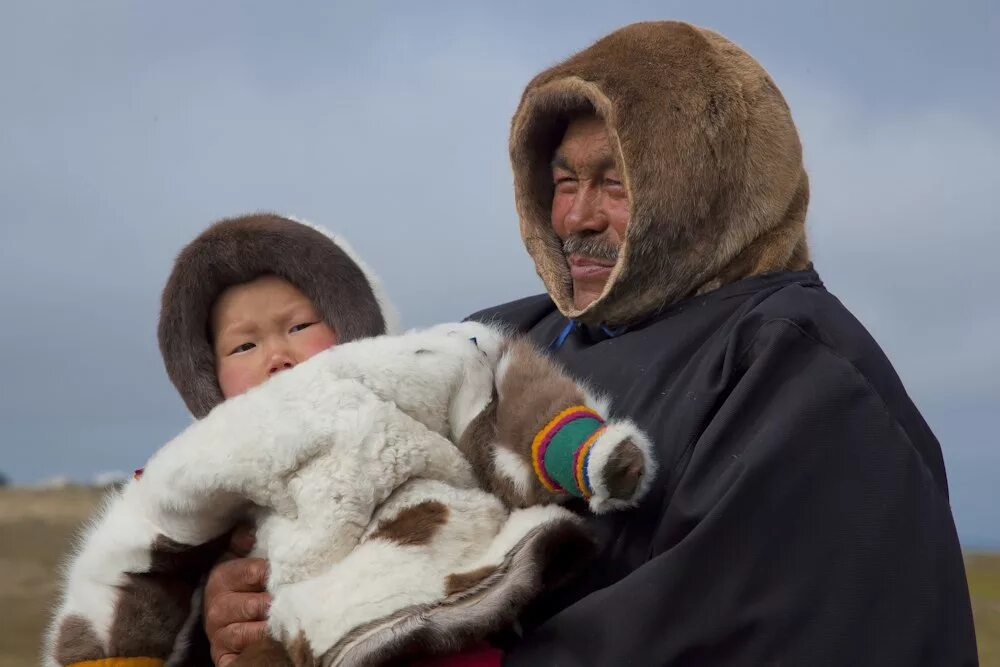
xmin=46 ymin=321 xmax=655 ymax=667
xmin=510 ymin=20 xmax=810 ymax=326
xmin=455 ymin=22 xmax=978 ymax=665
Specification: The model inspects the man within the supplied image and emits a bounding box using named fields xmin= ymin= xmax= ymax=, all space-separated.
xmin=204 ymin=21 xmax=977 ymax=665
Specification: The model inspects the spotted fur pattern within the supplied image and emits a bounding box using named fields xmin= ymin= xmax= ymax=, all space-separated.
xmin=46 ymin=322 xmax=654 ymax=667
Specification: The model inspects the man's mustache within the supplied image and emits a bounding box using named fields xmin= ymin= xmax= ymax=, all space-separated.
xmin=562 ymin=234 xmax=620 ymax=263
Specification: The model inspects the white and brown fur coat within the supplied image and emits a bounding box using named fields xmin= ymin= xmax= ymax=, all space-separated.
xmin=45 ymin=216 xmax=655 ymax=667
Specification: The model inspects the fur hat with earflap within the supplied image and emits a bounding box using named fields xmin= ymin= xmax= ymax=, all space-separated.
xmin=510 ymin=20 xmax=810 ymax=326
xmin=158 ymin=212 xmax=400 ymax=418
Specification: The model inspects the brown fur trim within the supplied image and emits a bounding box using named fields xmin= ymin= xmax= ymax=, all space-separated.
xmin=370 ymin=500 xmax=450 ymax=546
xmin=146 ymin=532 xmax=232 ymax=576
xmin=459 ymin=336 xmax=623 ymax=508
xmin=494 ymin=338 xmax=588 ymax=504
xmin=510 ymin=21 xmax=810 ymax=325
xmin=287 ymin=632 xmax=319 ymax=667
xmin=108 ymin=573 xmax=194 ymax=658
xmin=53 ymin=614 xmax=106 ymax=664
xmin=456 ymin=397 xmax=514 ymax=503
xmin=602 ymin=439 xmax=646 ymax=500
xmin=105 ymin=533 xmax=229 ymax=659
xmin=444 ymin=565 xmax=499 ymax=596
xmin=323 ymin=516 xmax=596 ymax=667
xmin=158 ymin=213 xmax=388 ymax=418
xmin=493 ymin=339 xmax=589 ymax=472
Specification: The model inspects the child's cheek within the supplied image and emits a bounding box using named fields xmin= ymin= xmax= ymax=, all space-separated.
xmin=217 ymin=359 xmax=258 ymax=399
xmin=300 ymin=326 xmax=338 ymax=361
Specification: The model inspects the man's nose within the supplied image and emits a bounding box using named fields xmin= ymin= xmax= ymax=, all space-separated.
xmin=563 ymin=186 xmax=608 ymax=234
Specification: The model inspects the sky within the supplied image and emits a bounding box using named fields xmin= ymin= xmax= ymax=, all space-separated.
xmin=0 ymin=1 xmax=997 ymax=547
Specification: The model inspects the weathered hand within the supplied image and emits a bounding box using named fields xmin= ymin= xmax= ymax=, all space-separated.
xmin=204 ymin=526 xmax=272 ymax=667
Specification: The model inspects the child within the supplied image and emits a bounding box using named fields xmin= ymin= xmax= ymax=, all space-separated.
xmin=45 ymin=214 xmax=655 ymax=667
xmin=157 ymin=212 xmax=398 ymax=419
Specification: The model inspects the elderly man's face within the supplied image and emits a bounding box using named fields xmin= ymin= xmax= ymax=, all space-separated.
xmin=551 ymin=114 xmax=630 ymax=310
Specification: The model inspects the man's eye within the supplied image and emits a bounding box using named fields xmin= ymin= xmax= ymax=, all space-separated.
xmin=230 ymin=342 xmax=256 ymax=355
xmin=554 ymin=177 xmax=578 ymax=191
xmin=605 ymin=178 xmax=626 ymax=194
xmin=290 ymin=322 xmax=315 ymax=333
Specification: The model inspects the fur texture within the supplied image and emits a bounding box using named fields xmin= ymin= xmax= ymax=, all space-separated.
xmin=509 ymin=20 xmax=810 ymax=325
xmin=158 ymin=213 xmax=396 ymax=418
xmin=460 ymin=337 xmax=656 ymax=514
xmin=46 ymin=322 xmax=655 ymax=667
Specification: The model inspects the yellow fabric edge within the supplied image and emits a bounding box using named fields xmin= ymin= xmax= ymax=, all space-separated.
xmin=67 ymin=658 xmax=165 ymax=667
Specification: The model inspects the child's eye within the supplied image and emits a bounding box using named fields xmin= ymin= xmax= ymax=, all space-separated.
xmin=290 ymin=322 xmax=316 ymax=334
xmin=230 ymin=342 xmax=256 ymax=355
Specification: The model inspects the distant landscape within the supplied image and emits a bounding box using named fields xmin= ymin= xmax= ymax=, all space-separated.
xmin=2 ymin=485 xmax=996 ymax=666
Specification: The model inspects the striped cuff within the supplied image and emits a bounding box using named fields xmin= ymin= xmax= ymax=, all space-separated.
xmin=530 ymin=405 xmax=606 ymax=498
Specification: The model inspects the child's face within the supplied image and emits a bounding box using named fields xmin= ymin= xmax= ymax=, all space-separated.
xmin=211 ymin=275 xmax=338 ymax=399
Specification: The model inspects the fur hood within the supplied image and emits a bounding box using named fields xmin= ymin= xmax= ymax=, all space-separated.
xmin=510 ymin=20 xmax=810 ymax=326
xmin=158 ymin=213 xmax=400 ymax=418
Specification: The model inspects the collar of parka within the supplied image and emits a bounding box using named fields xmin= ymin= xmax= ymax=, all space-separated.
xmin=510 ymin=21 xmax=810 ymax=326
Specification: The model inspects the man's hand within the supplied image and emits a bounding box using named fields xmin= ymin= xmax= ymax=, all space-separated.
xmin=204 ymin=525 xmax=272 ymax=667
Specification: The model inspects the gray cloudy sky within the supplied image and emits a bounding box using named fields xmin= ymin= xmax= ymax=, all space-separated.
xmin=1 ymin=1 xmax=997 ymax=546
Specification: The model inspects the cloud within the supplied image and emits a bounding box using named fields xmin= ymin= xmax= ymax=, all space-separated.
xmin=787 ymin=81 xmax=1000 ymax=405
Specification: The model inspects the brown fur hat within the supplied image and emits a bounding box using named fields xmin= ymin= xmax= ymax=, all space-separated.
xmin=158 ymin=213 xmax=399 ymax=418
xmin=510 ymin=21 xmax=810 ymax=325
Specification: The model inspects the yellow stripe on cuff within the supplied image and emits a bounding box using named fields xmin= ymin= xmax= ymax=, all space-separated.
xmin=68 ymin=658 xmax=165 ymax=667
